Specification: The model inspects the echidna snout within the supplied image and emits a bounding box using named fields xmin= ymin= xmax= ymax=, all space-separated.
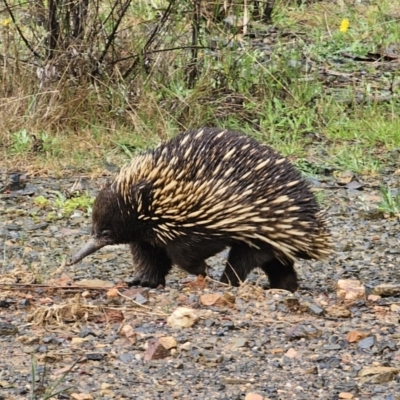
xmin=67 ymin=237 xmax=104 ymax=266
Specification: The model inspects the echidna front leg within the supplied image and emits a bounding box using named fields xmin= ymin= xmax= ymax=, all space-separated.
xmin=260 ymin=258 xmax=299 ymax=293
xmin=129 ymin=242 xmax=172 ymax=288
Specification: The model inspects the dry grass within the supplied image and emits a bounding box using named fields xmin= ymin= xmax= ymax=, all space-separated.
xmin=1 ymin=0 xmax=400 ymax=175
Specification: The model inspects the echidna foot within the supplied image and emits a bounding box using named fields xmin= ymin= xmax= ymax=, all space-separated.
xmin=127 ymin=273 xmax=166 ymax=288
xmin=261 ymin=258 xmax=298 ymax=293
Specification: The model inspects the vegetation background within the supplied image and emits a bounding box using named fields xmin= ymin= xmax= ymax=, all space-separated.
xmin=0 ymin=0 xmax=399 ymax=177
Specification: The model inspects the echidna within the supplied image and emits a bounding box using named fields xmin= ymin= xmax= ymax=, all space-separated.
xmin=68 ymin=127 xmax=331 ymax=292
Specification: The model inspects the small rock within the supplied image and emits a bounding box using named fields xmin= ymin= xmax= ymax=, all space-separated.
xmin=24 ymin=336 xmax=40 ymax=345
xmin=119 ymin=353 xmax=134 ymax=363
xmin=221 ymin=377 xmax=253 ymax=384
xmin=284 ymin=298 xmax=301 ymax=311
xmin=360 ymin=372 xmax=397 ymax=385
xmin=75 ymin=279 xmax=114 ymax=288
xmin=100 ymin=389 xmax=115 ymax=397
xmin=346 ymin=330 xmax=370 ymax=343
xmin=307 ymin=303 xmax=324 ymax=316
xmin=26 ymin=222 xmax=48 ymax=231
xmin=0 ymin=300 xmax=11 ymax=308
xmin=372 ymin=284 xmax=400 ymax=297
xmin=167 ymin=307 xmax=198 ymax=328
xmin=339 ymin=393 xmax=354 ymax=399
xmin=223 ymin=320 xmax=235 ymax=330
xmin=367 ymin=294 xmax=381 ymax=301
xmin=143 ymin=338 xmax=170 ymax=361
xmin=120 ymin=325 xmax=136 ymax=341
xmin=71 ymin=394 xmax=94 ymax=400
xmin=198 ymin=350 xmax=223 ymax=365
xmin=158 ymin=336 xmax=177 ymax=350
xmin=337 ymin=279 xmax=365 ymax=301
xmin=71 ymin=337 xmax=90 ymax=345
xmin=106 ymin=288 xmax=119 ymax=298
xmin=304 ymin=366 xmax=318 ymax=375
xmin=134 ymin=293 xmax=148 ymax=305
xmin=358 ymin=366 xmax=399 ymax=385
xmin=86 ymin=353 xmax=104 ymax=361
xmin=120 ymin=287 xmax=149 ymax=298
xmin=23 ymin=345 xmax=39 ymax=353
xmin=0 ymin=322 xmax=18 ymax=336
xmin=245 ymin=393 xmax=263 ymax=400
xmin=0 ymin=380 xmax=12 ymax=388
xmin=323 ymin=344 xmax=341 ymax=350
xmin=180 ymin=341 xmax=192 ymax=351
xmin=200 ymin=293 xmax=232 ymax=307
xmin=79 ymin=327 xmax=95 ymax=338
xmin=326 ymin=305 xmax=351 ymax=318
xmin=81 ymin=290 xmax=92 ymax=298
xmin=223 ymin=292 xmax=235 ymax=304
xmin=284 ymin=348 xmax=299 ymax=358
xmin=231 ymin=338 xmax=248 ymax=348
xmin=19 ymin=299 xmax=30 ymax=307
xmin=286 ymin=324 xmax=321 ymax=340
xmin=357 ymin=336 xmax=376 ymax=350
xmin=100 ymin=383 xmax=112 ymax=390
xmin=390 ymin=304 xmax=400 ymax=313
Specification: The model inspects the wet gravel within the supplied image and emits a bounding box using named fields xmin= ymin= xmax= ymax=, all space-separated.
xmin=0 ymin=170 xmax=400 ymax=400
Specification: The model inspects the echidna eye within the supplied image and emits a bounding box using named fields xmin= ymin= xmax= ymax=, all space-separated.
xmin=101 ymin=230 xmax=112 ymax=238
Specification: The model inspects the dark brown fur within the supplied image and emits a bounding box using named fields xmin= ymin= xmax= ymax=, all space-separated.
xmin=70 ymin=128 xmax=331 ymax=292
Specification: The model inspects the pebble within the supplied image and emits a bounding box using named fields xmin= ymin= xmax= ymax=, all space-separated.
xmin=358 ymin=336 xmax=376 ymax=350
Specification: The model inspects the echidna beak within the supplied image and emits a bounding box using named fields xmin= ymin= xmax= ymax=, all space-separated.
xmin=67 ymin=238 xmax=104 ymax=266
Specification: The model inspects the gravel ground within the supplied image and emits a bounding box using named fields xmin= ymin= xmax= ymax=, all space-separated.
xmin=0 ymin=168 xmax=400 ymax=400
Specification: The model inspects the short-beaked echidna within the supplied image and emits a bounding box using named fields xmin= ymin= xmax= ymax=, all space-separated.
xmin=68 ymin=127 xmax=332 ymax=292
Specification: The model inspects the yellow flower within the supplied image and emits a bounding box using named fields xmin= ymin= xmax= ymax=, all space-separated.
xmin=339 ymin=18 xmax=349 ymax=33
xmin=1 ymin=18 xmax=11 ymax=27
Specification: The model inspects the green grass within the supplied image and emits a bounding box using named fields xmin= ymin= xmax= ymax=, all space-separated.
xmin=29 ymin=354 xmax=75 ymax=399
xmin=379 ymin=184 xmax=400 ymax=216
xmin=1 ymin=0 xmax=400 ymax=175
xmin=34 ymin=192 xmax=94 ymax=217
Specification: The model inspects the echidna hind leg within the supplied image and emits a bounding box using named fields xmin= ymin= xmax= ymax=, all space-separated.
xmin=128 ymin=242 xmax=172 ymax=288
xmin=261 ymin=258 xmax=298 ymax=293
xmin=221 ymin=244 xmax=267 ymax=286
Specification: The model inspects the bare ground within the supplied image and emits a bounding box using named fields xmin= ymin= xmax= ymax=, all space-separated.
xmin=0 ymin=168 xmax=399 ymax=400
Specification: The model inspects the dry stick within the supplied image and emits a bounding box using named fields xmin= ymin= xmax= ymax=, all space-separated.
xmin=324 ymin=12 xmax=332 ymax=38
xmin=116 ymin=290 xmax=168 ymax=316
xmin=3 ymin=0 xmax=42 ymax=59
xmin=112 ymin=46 xmax=209 ymax=64
xmin=122 ymin=0 xmax=177 ymax=79
xmin=205 ymin=276 xmax=230 ymax=286
xmin=243 ymin=0 xmax=248 ymax=36
xmin=262 ymin=0 xmax=275 ymax=23
xmin=0 ymin=283 xmax=125 ymax=291
xmin=187 ymin=0 xmax=201 ymax=89
xmin=97 ymin=0 xmax=132 ymax=68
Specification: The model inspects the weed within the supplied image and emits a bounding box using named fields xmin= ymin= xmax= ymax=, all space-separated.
xmin=293 ymin=159 xmax=322 ymax=178
xmin=11 ymin=129 xmax=32 ymax=154
xmin=29 ymin=354 xmax=76 ymax=400
xmin=33 ymin=192 xmax=94 ymax=217
xmin=378 ymin=185 xmax=400 ymax=216
xmin=332 ymin=147 xmax=381 ymax=174
xmin=34 ymin=196 xmax=50 ymax=207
